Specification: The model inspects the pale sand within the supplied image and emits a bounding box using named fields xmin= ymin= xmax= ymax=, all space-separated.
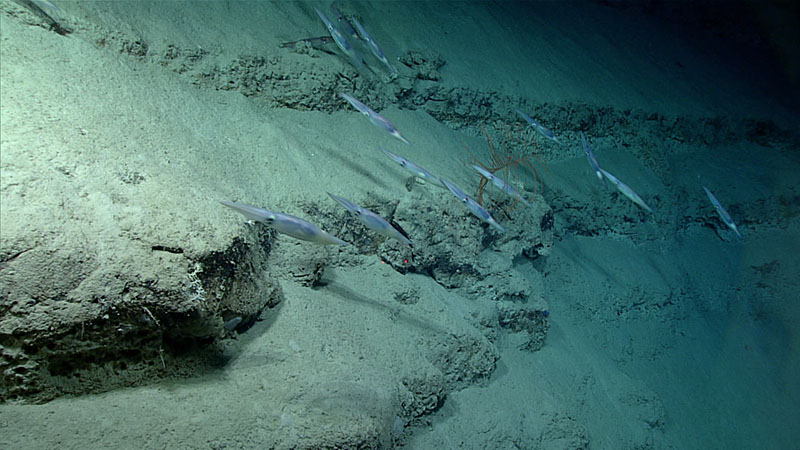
xmin=1 ymin=0 xmax=798 ymax=448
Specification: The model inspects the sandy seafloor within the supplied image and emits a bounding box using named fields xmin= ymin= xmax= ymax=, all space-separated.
xmin=1 ymin=0 xmax=799 ymax=449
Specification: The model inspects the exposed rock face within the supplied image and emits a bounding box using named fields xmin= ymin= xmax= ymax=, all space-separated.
xmin=0 ymin=218 xmax=282 ymax=401
xmin=3 ymin=1 xmax=796 ymax=448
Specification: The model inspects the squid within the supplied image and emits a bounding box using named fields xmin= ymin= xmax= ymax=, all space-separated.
xmin=440 ymin=177 xmax=506 ymax=233
xmin=381 ymin=146 xmax=445 ymax=188
xmin=351 ymin=17 xmax=398 ymax=77
xmin=328 ymin=193 xmax=412 ymax=246
xmin=471 ymin=165 xmax=532 ymax=208
xmin=598 ymin=169 xmax=653 ymax=213
xmin=221 ymin=201 xmax=348 ymax=245
xmin=515 ymin=108 xmax=563 ymax=145
xmin=703 ymin=186 xmax=742 ymax=238
xmin=341 ymin=93 xmax=411 ymax=145
xmin=580 ymin=132 xmax=605 ymax=184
